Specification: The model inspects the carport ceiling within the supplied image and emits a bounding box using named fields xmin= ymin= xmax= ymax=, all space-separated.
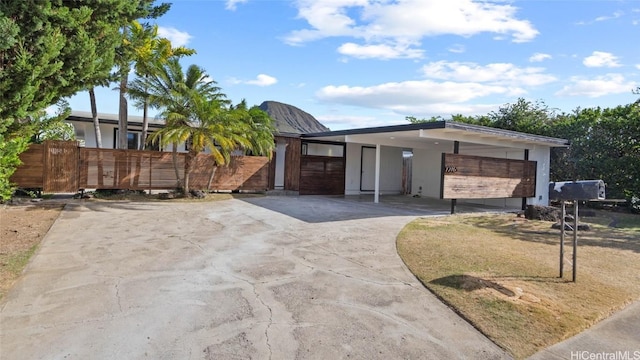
xmin=302 ymin=121 xmax=570 ymax=151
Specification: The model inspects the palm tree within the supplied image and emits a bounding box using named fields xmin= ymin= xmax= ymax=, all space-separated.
xmin=149 ymin=93 xmax=254 ymax=194
xmin=139 ymin=60 xmax=225 ymax=190
xmin=128 ymin=22 xmax=194 ymax=149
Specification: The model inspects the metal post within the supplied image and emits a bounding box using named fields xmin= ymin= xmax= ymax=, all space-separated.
xmin=450 ymin=141 xmax=459 ymax=214
xmin=560 ymin=201 xmax=565 ymax=278
xmin=572 ymin=200 xmax=579 ymax=282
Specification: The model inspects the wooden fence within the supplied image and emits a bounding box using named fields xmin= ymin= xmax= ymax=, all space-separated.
xmin=11 ymin=141 xmax=270 ymax=193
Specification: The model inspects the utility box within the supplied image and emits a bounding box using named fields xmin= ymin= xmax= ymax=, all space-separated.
xmin=549 ymin=180 xmax=606 ymax=201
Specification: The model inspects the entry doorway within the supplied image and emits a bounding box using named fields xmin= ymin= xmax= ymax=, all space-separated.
xmin=360 ymin=146 xmax=376 ymax=191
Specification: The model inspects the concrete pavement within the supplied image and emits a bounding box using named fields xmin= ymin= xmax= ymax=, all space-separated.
xmin=0 ymin=196 xmax=510 ymax=359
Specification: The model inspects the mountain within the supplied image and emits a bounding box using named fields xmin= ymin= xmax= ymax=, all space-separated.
xmin=259 ymin=101 xmax=330 ymax=134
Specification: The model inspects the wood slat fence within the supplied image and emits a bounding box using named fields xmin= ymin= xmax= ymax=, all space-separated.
xmin=11 ymin=141 xmax=270 ymax=193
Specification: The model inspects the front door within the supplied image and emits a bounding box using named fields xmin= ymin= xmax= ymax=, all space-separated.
xmin=360 ymin=146 xmax=376 ymax=191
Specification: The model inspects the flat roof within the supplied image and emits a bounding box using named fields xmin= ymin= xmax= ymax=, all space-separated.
xmin=302 ymin=121 xmax=570 ymax=148
xmin=67 ymin=110 xmax=166 ymax=129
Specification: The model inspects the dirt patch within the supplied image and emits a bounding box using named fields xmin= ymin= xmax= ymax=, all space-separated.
xmin=0 ymin=202 xmax=64 ymax=300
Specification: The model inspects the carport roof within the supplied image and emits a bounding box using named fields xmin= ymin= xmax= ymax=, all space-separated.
xmin=302 ymin=120 xmax=570 ymax=148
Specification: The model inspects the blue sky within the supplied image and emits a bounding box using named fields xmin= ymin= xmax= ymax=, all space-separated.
xmin=67 ymin=0 xmax=640 ymax=130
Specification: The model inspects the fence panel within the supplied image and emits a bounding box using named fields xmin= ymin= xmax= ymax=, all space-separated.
xmin=42 ymin=141 xmax=79 ymax=193
xmin=10 ymin=144 xmax=45 ymax=189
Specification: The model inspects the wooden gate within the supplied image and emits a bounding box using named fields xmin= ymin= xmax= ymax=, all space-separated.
xmin=299 ymin=155 xmax=345 ymax=195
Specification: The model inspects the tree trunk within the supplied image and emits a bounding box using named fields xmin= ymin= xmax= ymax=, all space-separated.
xmin=207 ymin=161 xmax=217 ymax=191
xmin=140 ymin=97 xmax=149 ymax=150
xmin=184 ymin=152 xmax=193 ymax=195
xmin=89 ymin=87 xmax=105 ymax=188
xmin=118 ymin=74 xmax=128 ymax=150
xmin=89 ymin=88 xmax=102 ymax=148
xmin=171 ymin=142 xmax=183 ymax=190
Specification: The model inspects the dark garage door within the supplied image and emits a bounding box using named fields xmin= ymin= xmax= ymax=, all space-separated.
xmin=299 ymin=155 xmax=345 ymax=195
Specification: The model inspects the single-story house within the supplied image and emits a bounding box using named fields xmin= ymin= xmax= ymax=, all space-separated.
xmin=65 ymin=111 xmax=570 ymax=208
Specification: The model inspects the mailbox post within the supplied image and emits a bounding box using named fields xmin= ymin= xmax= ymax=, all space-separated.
xmin=549 ymin=180 xmax=605 ymax=282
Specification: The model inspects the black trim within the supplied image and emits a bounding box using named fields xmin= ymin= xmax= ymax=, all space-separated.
xmin=522 ymin=149 xmax=530 ymax=210
xmin=67 ymin=114 xmax=165 ymax=129
xmin=302 ymin=120 xmax=570 ymax=147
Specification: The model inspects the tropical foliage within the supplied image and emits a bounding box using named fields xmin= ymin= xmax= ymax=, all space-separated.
xmin=0 ymin=1 xmax=167 ymax=200
xmin=142 ymin=60 xmax=275 ymax=194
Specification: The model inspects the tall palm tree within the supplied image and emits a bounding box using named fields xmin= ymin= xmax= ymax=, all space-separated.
xmin=139 ymin=60 xmax=227 ymax=189
xmin=128 ymin=23 xmax=194 ymax=149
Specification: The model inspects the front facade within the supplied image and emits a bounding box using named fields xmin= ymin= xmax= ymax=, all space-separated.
xmin=64 ymin=111 xmax=569 ymax=207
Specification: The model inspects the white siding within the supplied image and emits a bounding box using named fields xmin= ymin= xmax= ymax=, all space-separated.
xmin=345 ymin=143 xmax=403 ymax=195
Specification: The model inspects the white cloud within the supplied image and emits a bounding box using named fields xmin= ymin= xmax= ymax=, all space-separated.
xmin=583 ymin=51 xmax=621 ymax=68
xmin=529 ymin=53 xmax=552 ymax=62
xmin=225 ymin=0 xmax=248 ymax=11
xmin=316 ymin=114 xmax=403 ymax=129
xmin=229 ymin=74 xmax=278 ymax=87
xmin=636 ymin=64 xmax=640 ymax=70
xmin=555 ymin=74 xmax=636 ymax=98
xmin=317 ymin=80 xmax=514 ymax=110
xmin=448 ymin=44 xmax=466 ymax=54
xmin=157 ymin=27 xmax=192 ymax=47
xmin=421 ymin=61 xmax=557 ymax=86
xmin=285 ymin=0 xmax=538 ymax=59
xmin=337 ymin=42 xmax=423 ymax=59
xmin=595 ymin=11 xmax=623 ymax=22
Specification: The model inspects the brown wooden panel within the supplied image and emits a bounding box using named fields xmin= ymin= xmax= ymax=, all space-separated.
xmin=299 ymin=155 xmax=345 ymax=195
xmin=441 ymin=153 xmax=536 ymax=199
xmin=189 ymin=154 xmax=269 ymax=191
xmin=10 ymin=144 xmax=45 ymax=188
xmin=43 ymin=141 xmax=79 ymax=193
xmin=284 ymin=137 xmax=301 ymax=191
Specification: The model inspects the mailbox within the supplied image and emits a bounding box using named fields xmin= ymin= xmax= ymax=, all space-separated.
xmin=549 ymin=180 xmax=605 ymax=201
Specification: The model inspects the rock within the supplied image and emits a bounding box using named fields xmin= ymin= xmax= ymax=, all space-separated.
xmin=190 ymin=189 xmax=206 ymax=199
xmin=158 ymin=192 xmax=175 ymax=200
xmin=551 ymin=222 xmax=591 ymax=231
xmin=525 ymin=205 xmax=561 ymax=221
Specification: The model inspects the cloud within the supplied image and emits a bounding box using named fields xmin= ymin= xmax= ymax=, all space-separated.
xmin=316 ymin=80 xmax=514 ymax=109
xmin=229 ymin=74 xmax=278 ymax=87
xmin=420 ymin=61 xmax=557 ymax=86
xmin=448 ymin=44 xmax=466 ymax=54
xmin=284 ymin=0 xmax=538 ymax=59
xmin=595 ymin=10 xmax=624 ymax=22
xmin=225 ymin=0 xmax=248 ymax=11
xmin=555 ymin=74 xmax=636 ymax=98
xmin=337 ymin=42 xmax=423 ymax=59
xmin=583 ymin=51 xmax=622 ymax=68
xmin=314 ymin=60 xmax=561 ymax=118
xmin=157 ymin=27 xmax=192 ymax=47
xmin=636 ymin=64 xmax=640 ymax=70
xmin=529 ymin=53 xmax=552 ymax=62
xmin=316 ymin=114 xmax=403 ymax=129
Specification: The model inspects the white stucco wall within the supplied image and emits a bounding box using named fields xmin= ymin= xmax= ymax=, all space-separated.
xmin=345 ymin=143 xmax=403 ymax=195
xmin=69 ymin=120 xmax=187 ymax=152
xmin=411 ymin=148 xmax=442 ymax=198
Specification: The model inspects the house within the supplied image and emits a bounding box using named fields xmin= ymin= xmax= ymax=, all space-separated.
xmin=65 ymin=111 xmax=186 ymax=152
xmin=63 ymin=111 xmax=570 ymax=208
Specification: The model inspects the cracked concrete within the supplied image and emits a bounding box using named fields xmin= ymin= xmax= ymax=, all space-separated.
xmin=0 ymin=196 xmax=511 ymax=359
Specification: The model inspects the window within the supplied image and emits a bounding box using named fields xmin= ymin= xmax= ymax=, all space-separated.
xmin=114 ymin=129 xmax=160 ymax=150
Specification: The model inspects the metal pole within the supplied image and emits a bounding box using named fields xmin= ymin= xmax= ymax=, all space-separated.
xmin=572 ymin=200 xmax=579 ymax=282
xmin=560 ymin=201 xmax=565 ymax=278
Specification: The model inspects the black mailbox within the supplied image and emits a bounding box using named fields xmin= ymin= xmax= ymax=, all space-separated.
xmin=549 ymin=180 xmax=606 ymax=201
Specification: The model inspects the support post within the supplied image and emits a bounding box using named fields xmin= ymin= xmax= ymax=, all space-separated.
xmin=559 ymin=201 xmax=565 ymax=278
xmin=573 ymin=200 xmax=579 ymax=282
xmin=450 ymin=141 xmax=459 ymax=214
xmin=522 ymin=149 xmax=529 ymax=210
xmin=374 ymin=144 xmax=381 ymax=203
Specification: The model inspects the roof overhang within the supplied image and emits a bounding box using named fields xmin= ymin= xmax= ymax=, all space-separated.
xmin=302 ymin=121 xmax=570 ymax=150
xmin=66 ymin=110 xmax=166 ymax=129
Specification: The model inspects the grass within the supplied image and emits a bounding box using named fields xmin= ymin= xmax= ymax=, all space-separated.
xmin=396 ymin=210 xmax=640 ymax=359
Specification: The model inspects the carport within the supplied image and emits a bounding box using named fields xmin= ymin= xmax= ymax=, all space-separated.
xmin=301 ymin=121 xmax=569 ymax=208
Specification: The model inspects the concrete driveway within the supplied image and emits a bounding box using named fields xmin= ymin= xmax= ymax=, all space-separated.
xmin=1 ymin=196 xmax=509 ymax=359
